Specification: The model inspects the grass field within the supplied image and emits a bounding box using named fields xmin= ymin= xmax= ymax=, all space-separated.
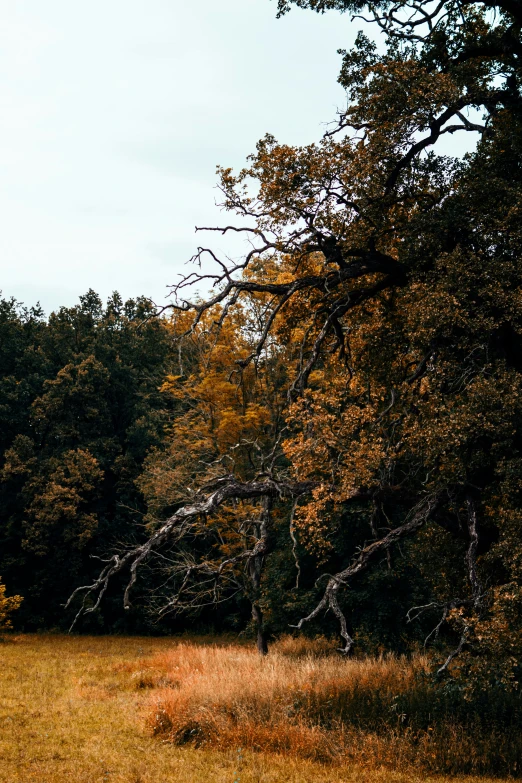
xmin=0 ymin=634 xmax=514 ymax=783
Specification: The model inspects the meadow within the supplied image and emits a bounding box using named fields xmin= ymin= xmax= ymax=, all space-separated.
xmin=0 ymin=634 xmax=518 ymax=783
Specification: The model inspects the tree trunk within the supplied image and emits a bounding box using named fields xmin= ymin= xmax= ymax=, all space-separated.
xmin=252 ymin=601 xmax=268 ymax=655
xmin=248 ymin=496 xmax=271 ymax=655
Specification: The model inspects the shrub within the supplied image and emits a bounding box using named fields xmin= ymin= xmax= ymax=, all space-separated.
xmin=0 ymin=576 xmax=23 ymax=631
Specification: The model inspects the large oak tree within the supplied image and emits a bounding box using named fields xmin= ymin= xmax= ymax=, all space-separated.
xmin=68 ymin=0 xmax=522 ymax=683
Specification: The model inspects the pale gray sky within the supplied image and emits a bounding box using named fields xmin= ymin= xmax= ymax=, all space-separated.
xmin=0 ymin=0 xmax=355 ymax=314
xmin=0 ymin=1 xmax=478 ymax=315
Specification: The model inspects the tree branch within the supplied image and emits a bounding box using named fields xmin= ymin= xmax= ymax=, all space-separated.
xmin=65 ymin=476 xmax=312 ymax=630
xmin=291 ymin=491 xmax=444 ymax=653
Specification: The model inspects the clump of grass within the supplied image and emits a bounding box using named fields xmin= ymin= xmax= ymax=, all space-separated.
xmin=271 ymin=633 xmax=339 ymax=658
xmin=141 ymin=638 xmax=522 ymax=776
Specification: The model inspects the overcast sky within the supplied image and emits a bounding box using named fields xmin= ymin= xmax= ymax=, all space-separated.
xmin=0 ymin=1 xmax=477 ymax=316
xmin=0 ymin=0 xmax=354 ymax=314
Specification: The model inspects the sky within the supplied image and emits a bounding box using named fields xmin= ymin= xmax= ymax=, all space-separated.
xmin=0 ymin=1 xmax=479 ymax=316
xmin=0 ymin=0 xmax=356 ymax=315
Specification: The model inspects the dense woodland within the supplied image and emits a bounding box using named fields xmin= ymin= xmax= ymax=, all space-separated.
xmin=0 ymin=292 xmax=427 ymax=645
xmin=0 ymin=292 xmax=175 ymax=631
xmin=2 ymin=0 xmax=522 ymax=696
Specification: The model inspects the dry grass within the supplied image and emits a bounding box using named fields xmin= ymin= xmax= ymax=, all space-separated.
xmin=0 ymin=633 xmax=515 ymax=783
xmin=139 ymin=636 xmax=522 ymax=776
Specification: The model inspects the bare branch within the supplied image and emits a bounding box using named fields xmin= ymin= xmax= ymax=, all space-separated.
xmin=437 ymin=495 xmax=485 ymax=673
xmin=288 ymin=499 xmax=301 ymax=589
xmin=292 ymin=492 xmax=444 ymax=653
xmin=386 ymin=99 xmax=470 ymax=191
xmin=65 ymin=476 xmax=312 ymax=630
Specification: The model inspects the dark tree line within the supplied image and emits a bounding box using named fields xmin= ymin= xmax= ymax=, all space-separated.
xmin=0 ymin=293 xmax=444 ymax=651
xmin=0 ymin=291 xmax=175 ymax=631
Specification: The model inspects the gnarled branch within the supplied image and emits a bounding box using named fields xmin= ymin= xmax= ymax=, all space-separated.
xmin=291 ymin=491 xmax=444 ymax=653
xmin=65 ymin=475 xmax=312 ymax=631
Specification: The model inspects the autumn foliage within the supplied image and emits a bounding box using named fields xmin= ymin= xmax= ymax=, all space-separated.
xmin=0 ymin=576 xmax=22 ymax=631
xmin=84 ymin=0 xmax=522 ymax=692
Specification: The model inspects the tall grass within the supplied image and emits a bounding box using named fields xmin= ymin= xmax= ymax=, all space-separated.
xmin=135 ymin=636 xmax=522 ymax=776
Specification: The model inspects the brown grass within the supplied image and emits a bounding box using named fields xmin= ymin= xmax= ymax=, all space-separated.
xmin=0 ymin=633 xmax=516 ymax=783
xmin=138 ymin=636 xmax=522 ymax=776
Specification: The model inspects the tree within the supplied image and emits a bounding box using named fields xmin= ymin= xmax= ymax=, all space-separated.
xmin=0 ymin=577 xmax=22 ymax=631
xmin=67 ymin=0 xmax=522 ymax=679
xmin=0 ymin=292 xmax=176 ymax=630
xmin=70 ymin=305 xmax=308 ymax=653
